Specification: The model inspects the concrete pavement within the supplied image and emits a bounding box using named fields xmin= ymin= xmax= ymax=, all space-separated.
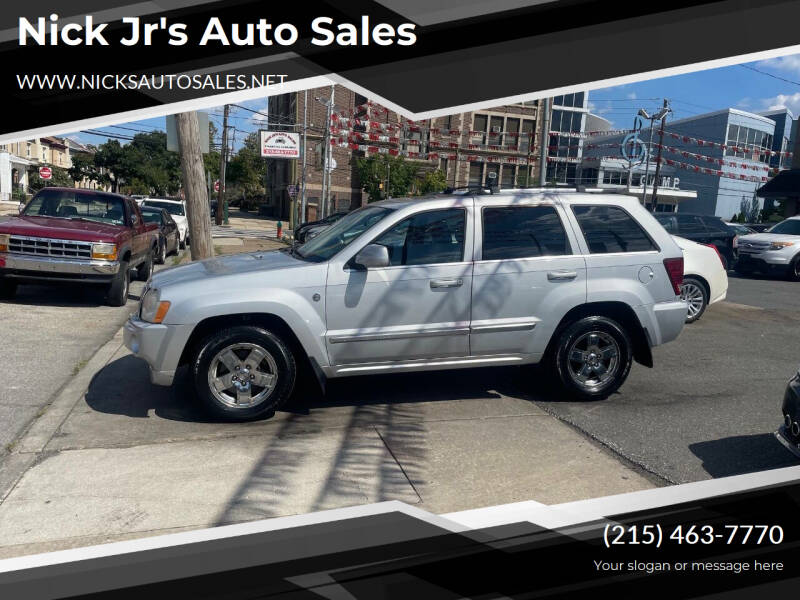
xmin=0 ymin=331 xmax=657 ymax=558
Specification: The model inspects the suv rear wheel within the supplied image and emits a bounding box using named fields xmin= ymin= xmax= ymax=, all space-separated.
xmin=136 ymin=248 xmax=154 ymax=281
xmin=550 ymin=316 xmax=633 ymax=401
xmin=192 ymin=326 xmax=296 ymax=421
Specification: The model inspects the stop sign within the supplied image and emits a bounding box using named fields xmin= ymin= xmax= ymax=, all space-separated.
xmin=39 ymin=166 xmax=52 ymax=180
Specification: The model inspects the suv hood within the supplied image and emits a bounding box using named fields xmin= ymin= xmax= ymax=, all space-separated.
xmin=0 ymin=215 xmax=122 ymax=242
xmin=150 ymin=249 xmax=316 ymax=290
xmin=739 ymin=232 xmax=800 ymax=244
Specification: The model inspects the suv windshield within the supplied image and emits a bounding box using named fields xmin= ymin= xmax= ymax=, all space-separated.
xmin=767 ymin=219 xmax=800 ymax=235
xmin=145 ymin=200 xmax=185 ymax=216
xmin=23 ymin=189 xmax=126 ymax=225
xmin=296 ymin=206 xmax=394 ymax=262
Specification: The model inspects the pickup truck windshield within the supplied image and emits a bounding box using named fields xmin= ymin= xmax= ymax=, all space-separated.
xmin=23 ymin=189 xmax=126 ymax=226
xmin=144 ymin=201 xmax=185 ymax=216
xmin=296 ymin=206 xmax=394 ymax=262
xmin=767 ymin=219 xmax=800 ymax=235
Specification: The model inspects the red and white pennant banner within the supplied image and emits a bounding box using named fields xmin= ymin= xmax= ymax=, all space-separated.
xmin=661 ymin=130 xmax=792 ymax=158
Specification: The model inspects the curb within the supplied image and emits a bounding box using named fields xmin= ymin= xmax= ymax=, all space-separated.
xmin=0 ymin=329 xmax=125 ymax=503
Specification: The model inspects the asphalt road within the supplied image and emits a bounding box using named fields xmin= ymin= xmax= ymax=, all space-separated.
xmin=532 ymin=273 xmax=800 ymax=483
xmin=0 ymin=255 xmax=182 ymax=456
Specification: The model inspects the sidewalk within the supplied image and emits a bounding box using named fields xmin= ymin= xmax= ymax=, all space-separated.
xmin=0 ymin=328 xmax=660 ymax=559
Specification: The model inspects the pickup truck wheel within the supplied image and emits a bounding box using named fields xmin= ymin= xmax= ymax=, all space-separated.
xmin=550 ymin=316 xmax=632 ymax=401
xmin=192 ymin=326 xmax=296 ymax=421
xmin=106 ymin=261 xmax=130 ymax=307
xmin=0 ymin=279 xmax=17 ymax=299
xmin=680 ymin=276 xmax=708 ymax=323
xmin=136 ymin=249 xmax=154 ymax=281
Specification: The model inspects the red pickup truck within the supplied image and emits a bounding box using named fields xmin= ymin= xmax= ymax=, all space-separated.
xmin=0 ymin=187 xmax=159 ymax=306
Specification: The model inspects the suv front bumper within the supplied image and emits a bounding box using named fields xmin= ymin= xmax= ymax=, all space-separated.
xmin=0 ymin=253 xmax=119 ymax=283
xmin=123 ymin=315 xmax=194 ymax=386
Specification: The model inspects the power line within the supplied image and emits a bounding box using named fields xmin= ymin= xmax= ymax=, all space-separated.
xmin=739 ymin=64 xmax=800 ymax=87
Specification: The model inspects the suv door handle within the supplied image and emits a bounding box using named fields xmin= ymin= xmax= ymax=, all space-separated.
xmin=430 ymin=278 xmax=463 ymax=289
xmin=547 ymin=270 xmax=578 ymax=281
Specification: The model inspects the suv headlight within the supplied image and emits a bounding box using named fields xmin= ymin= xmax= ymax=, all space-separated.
xmin=91 ymin=242 xmax=117 ymax=261
xmin=768 ymin=241 xmax=795 ymax=250
xmin=0 ymin=234 xmax=9 ymax=252
xmin=140 ymin=287 xmax=171 ymax=323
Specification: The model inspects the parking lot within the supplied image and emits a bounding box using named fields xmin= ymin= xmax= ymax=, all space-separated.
xmin=0 ymin=264 xmax=798 ymax=555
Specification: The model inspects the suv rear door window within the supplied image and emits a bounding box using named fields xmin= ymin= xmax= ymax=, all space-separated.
xmin=373 ymin=208 xmax=466 ymax=266
xmin=482 ymin=206 xmax=570 ymax=260
xmin=572 ymin=205 xmax=656 ymax=253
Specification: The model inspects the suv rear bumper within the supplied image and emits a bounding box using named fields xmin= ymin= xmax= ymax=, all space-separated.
xmin=0 ymin=253 xmax=119 ymax=283
xmin=637 ymin=300 xmax=687 ymax=347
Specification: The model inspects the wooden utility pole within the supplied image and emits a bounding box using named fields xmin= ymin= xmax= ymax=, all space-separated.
xmin=216 ymin=105 xmax=229 ymax=226
xmin=175 ymin=111 xmax=213 ymax=260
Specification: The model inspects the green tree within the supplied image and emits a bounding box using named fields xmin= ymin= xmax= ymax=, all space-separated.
xmin=227 ymin=132 xmax=266 ymax=197
xmin=27 ymin=166 xmax=73 ymax=192
xmin=355 ymin=154 xmax=418 ymax=202
xmin=68 ymin=150 xmax=101 ymax=186
xmin=93 ymin=140 xmax=131 ymax=192
xmin=415 ymin=169 xmax=448 ymax=195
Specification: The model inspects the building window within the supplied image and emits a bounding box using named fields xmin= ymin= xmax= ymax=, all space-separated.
xmin=472 ymin=114 xmax=488 ymax=144
xmin=726 ymin=124 xmax=772 ymax=163
xmin=601 ymin=170 xmax=628 ymax=185
xmin=501 ymin=164 xmax=516 ymax=188
xmin=468 ymin=161 xmax=483 ymax=185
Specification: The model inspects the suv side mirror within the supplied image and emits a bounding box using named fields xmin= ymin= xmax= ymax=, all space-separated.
xmin=354 ymin=244 xmax=389 ymax=269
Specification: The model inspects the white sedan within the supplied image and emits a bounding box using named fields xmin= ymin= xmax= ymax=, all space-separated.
xmin=674 ymin=235 xmax=728 ymax=323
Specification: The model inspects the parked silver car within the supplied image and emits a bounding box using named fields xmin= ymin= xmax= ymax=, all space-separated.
xmin=124 ymin=191 xmax=688 ymax=420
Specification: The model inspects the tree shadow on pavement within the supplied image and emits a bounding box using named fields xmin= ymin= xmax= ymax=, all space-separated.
xmin=689 ymin=433 xmax=799 ymax=478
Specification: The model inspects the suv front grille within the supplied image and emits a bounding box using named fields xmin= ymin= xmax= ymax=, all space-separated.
xmin=9 ymin=235 xmax=93 ymax=259
xmin=738 ymin=240 xmax=771 ymax=253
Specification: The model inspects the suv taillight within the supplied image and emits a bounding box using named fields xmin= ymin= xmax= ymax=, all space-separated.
xmin=732 ymin=234 xmax=738 ymax=249
xmin=663 ymin=257 xmax=684 ymax=295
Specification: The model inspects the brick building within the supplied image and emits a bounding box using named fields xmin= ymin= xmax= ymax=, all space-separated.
xmin=265 ymin=84 xmax=544 ymax=224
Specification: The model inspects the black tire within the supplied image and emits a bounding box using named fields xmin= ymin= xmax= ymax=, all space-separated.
xmin=719 ymin=252 xmax=729 ymax=271
xmin=788 ymin=255 xmax=800 ymax=282
xmin=106 ymin=261 xmax=130 ymax=306
xmin=0 ymin=279 xmax=17 ymax=299
xmin=192 ymin=326 xmax=296 ymax=421
xmin=548 ymin=316 xmax=633 ymax=401
xmin=179 ymin=235 xmax=186 ymax=250
xmin=680 ymin=275 xmax=708 ymax=323
xmin=155 ymin=237 xmax=167 ymax=264
xmin=136 ymin=248 xmax=154 ymax=281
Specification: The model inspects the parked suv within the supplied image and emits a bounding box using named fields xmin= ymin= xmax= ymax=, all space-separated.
xmin=124 ymin=192 xmax=687 ymax=420
xmin=654 ymin=212 xmax=738 ymax=269
xmin=735 ymin=216 xmax=800 ymax=280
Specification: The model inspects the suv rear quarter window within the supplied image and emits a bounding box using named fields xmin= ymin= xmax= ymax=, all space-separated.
xmin=572 ymin=205 xmax=657 ymax=254
xmin=482 ymin=206 xmax=570 ymax=260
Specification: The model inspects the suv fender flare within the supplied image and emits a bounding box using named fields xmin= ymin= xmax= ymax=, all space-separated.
xmin=544 ymin=301 xmax=653 ymax=368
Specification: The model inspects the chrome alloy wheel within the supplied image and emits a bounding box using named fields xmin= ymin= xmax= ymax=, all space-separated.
xmin=207 ymin=343 xmax=278 ymax=408
xmin=680 ymin=281 xmax=705 ymax=320
xmin=566 ymin=331 xmax=620 ymax=390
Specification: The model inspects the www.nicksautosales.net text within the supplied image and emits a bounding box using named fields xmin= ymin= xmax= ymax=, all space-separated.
xmin=16 ymin=73 xmax=289 ymax=91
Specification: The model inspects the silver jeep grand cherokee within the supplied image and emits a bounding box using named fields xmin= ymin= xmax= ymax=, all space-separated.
xmin=124 ymin=191 xmax=688 ymax=421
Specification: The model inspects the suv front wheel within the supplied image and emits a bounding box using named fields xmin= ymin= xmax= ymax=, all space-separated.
xmin=192 ymin=326 xmax=296 ymax=421
xmin=550 ymin=316 xmax=633 ymax=401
